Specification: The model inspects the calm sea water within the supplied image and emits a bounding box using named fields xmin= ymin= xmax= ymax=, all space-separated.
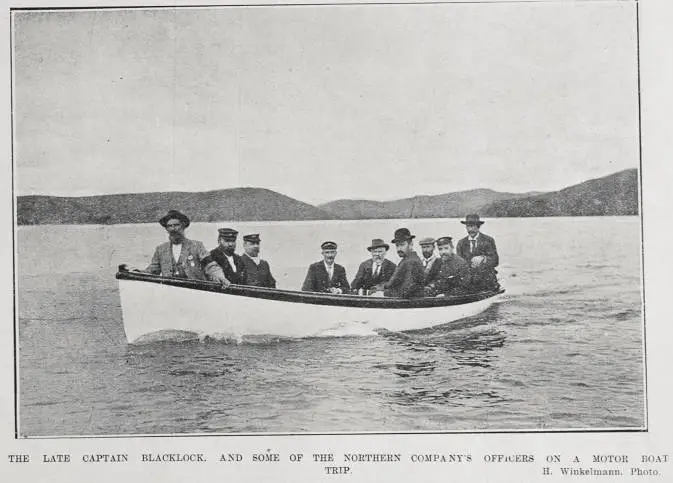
xmin=16 ymin=217 xmax=644 ymax=435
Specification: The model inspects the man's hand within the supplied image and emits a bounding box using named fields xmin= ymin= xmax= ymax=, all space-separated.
xmin=216 ymin=274 xmax=231 ymax=288
xmin=471 ymin=256 xmax=486 ymax=268
xmin=328 ymin=287 xmax=343 ymax=294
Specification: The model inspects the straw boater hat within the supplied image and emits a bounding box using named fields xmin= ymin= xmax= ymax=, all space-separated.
xmin=460 ymin=214 xmax=485 ymax=226
xmin=159 ymin=210 xmax=190 ymax=228
xmin=418 ymin=237 xmax=436 ymax=246
xmin=391 ymin=228 xmax=415 ymax=243
xmin=366 ymin=238 xmax=389 ymax=251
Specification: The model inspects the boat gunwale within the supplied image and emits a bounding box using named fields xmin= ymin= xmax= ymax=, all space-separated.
xmin=116 ymin=270 xmax=504 ymax=309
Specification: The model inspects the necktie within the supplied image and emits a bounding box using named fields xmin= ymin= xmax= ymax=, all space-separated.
xmin=374 ymin=263 xmax=380 ymax=277
xmin=423 ymin=259 xmax=428 ymax=267
xmin=470 ymin=239 xmax=476 ymax=253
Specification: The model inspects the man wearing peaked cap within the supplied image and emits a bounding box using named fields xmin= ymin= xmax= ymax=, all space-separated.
xmin=142 ymin=210 xmax=229 ymax=285
xmin=209 ymin=227 xmax=246 ymax=284
xmin=425 ymin=235 xmax=472 ymax=297
xmin=351 ymin=238 xmax=397 ymax=294
xmin=418 ymin=237 xmax=442 ymax=286
xmin=240 ymin=234 xmax=276 ymax=288
xmin=383 ymin=228 xmax=425 ymax=299
xmin=456 ymin=214 xmax=500 ymax=291
xmin=301 ymin=241 xmax=350 ymax=294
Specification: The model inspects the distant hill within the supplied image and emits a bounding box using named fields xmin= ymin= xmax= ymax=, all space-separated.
xmin=16 ymin=168 xmax=639 ymax=225
xmin=16 ymin=187 xmax=335 ymax=225
xmin=481 ymin=169 xmax=639 ymax=217
xmin=319 ymin=189 xmax=538 ymax=220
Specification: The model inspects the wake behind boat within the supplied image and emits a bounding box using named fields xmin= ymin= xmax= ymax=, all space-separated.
xmin=116 ymin=268 xmax=505 ymax=343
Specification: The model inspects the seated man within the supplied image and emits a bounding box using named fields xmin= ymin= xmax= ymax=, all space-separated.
xmin=210 ymin=228 xmax=246 ymax=285
xmin=301 ymin=241 xmax=350 ymax=294
xmin=383 ymin=228 xmax=425 ymax=299
xmin=351 ymin=238 xmax=397 ymax=295
xmin=144 ymin=210 xmax=229 ymax=285
xmin=424 ymin=236 xmax=471 ymax=297
xmin=240 ymin=233 xmax=276 ymax=288
xmin=455 ymin=214 xmax=499 ymax=291
xmin=418 ymin=237 xmax=442 ymax=285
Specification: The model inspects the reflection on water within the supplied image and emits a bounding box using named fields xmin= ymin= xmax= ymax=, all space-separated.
xmin=377 ymin=306 xmax=509 ymax=408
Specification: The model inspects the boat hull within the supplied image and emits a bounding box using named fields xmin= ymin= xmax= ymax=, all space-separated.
xmin=117 ymin=272 xmax=503 ymax=343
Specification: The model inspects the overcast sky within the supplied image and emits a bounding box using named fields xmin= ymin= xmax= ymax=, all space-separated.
xmin=13 ymin=2 xmax=638 ymax=204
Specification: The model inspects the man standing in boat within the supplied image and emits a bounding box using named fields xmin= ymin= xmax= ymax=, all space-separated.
xmin=210 ymin=228 xmax=246 ymax=285
xmin=240 ymin=233 xmax=277 ymax=288
xmin=301 ymin=241 xmax=350 ymax=294
xmin=350 ymin=238 xmax=397 ymax=295
xmin=456 ymin=214 xmax=500 ymax=291
xmin=383 ymin=228 xmax=425 ymax=299
xmin=425 ymin=236 xmax=471 ymax=296
xmin=418 ymin=237 xmax=442 ymax=286
xmin=144 ymin=210 xmax=230 ymax=285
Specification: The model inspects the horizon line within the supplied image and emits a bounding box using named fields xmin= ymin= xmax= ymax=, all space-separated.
xmin=14 ymin=166 xmax=638 ymax=205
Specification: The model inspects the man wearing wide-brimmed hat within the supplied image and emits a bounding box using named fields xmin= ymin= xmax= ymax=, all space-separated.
xmin=382 ymin=228 xmax=425 ymax=299
xmin=351 ymin=238 xmax=397 ymax=294
xmin=301 ymin=241 xmax=350 ymax=294
xmin=240 ymin=233 xmax=276 ymax=288
xmin=144 ymin=210 xmax=229 ymax=285
xmin=456 ymin=214 xmax=499 ymax=290
xmin=210 ymin=228 xmax=246 ymax=285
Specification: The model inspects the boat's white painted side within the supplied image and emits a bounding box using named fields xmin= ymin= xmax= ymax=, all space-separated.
xmin=119 ymin=279 xmax=500 ymax=343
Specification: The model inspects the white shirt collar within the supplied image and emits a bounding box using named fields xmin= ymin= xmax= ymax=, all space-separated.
xmin=225 ymin=253 xmax=237 ymax=272
xmin=171 ymin=243 xmax=182 ymax=261
xmin=469 ymin=233 xmax=481 ymax=241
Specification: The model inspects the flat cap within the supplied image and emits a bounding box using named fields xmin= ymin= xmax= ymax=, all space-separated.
xmin=218 ymin=228 xmax=239 ymax=239
xmin=436 ymin=236 xmax=453 ymax=246
xmin=321 ymin=241 xmax=338 ymax=250
xmin=243 ymin=233 xmax=261 ymax=243
xmin=419 ymin=237 xmax=436 ymax=246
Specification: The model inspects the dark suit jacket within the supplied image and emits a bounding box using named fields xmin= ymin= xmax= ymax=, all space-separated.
xmin=241 ymin=253 xmax=276 ymax=288
xmin=146 ymin=238 xmax=224 ymax=281
xmin=456 ymin=232 xmax=499 ymax=269
xmin=426 ymin=254 xmax=471 ymax=296
xmin=351 ymin=258 xmax=397 ymax=292
xmin=421 ymin=255 xmax=442 ymax=285
xmin=301 ymin=261 xmax=350 ymax=293
xmin=383 ymin=252 xmax=425 ymax=299
xmin=210 ymin=246 xmax=246 ymax=284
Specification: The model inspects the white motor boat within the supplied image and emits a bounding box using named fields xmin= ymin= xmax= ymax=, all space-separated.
xmin=116 ymin=268 xmax=504 ymax=343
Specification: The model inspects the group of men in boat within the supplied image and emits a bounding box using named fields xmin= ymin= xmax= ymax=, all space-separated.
xmin=134 ymin=209 xmax=499 ymax=298
xmin=301 ymin=218 xmax=499 ymax=298
xmin=136 ymin=210 xmax=276 ymax=289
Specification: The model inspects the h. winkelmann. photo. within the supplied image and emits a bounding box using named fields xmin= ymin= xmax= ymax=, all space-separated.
xmin=13 ymin=1 xmax=644 ymax=436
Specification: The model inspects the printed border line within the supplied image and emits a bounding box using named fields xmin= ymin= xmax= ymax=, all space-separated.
xmin=7 ymin=0 xmax=636 ymax=13
xmin=11 ymin=0 xmax=646 ymax=439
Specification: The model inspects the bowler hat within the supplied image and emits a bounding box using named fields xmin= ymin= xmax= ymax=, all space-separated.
xmin=243 ymin=233 xmax=261 ymax=243
xmin=419 ymin=237 xmax=436 ymax=246
xmin=218 ymin=228 xmax=239 ymax=240
xmin=391 ymin=228 xmax=415 ymax=243
xmin=436 ymin=236 xmax=453 ymax=246
xmin=367 ymin=238 xmax=389 ymax=251
xmin=159 ymin=210 xmax=190 ymax=228
xmin=460 ymin=214 xmax=485 ymax=226
xmin=321 ymin=241 xmax=338 ymax=250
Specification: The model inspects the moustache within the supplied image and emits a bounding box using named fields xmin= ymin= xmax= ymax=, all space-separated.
xmin=397 ymin=250 xmax=405 ymax=257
